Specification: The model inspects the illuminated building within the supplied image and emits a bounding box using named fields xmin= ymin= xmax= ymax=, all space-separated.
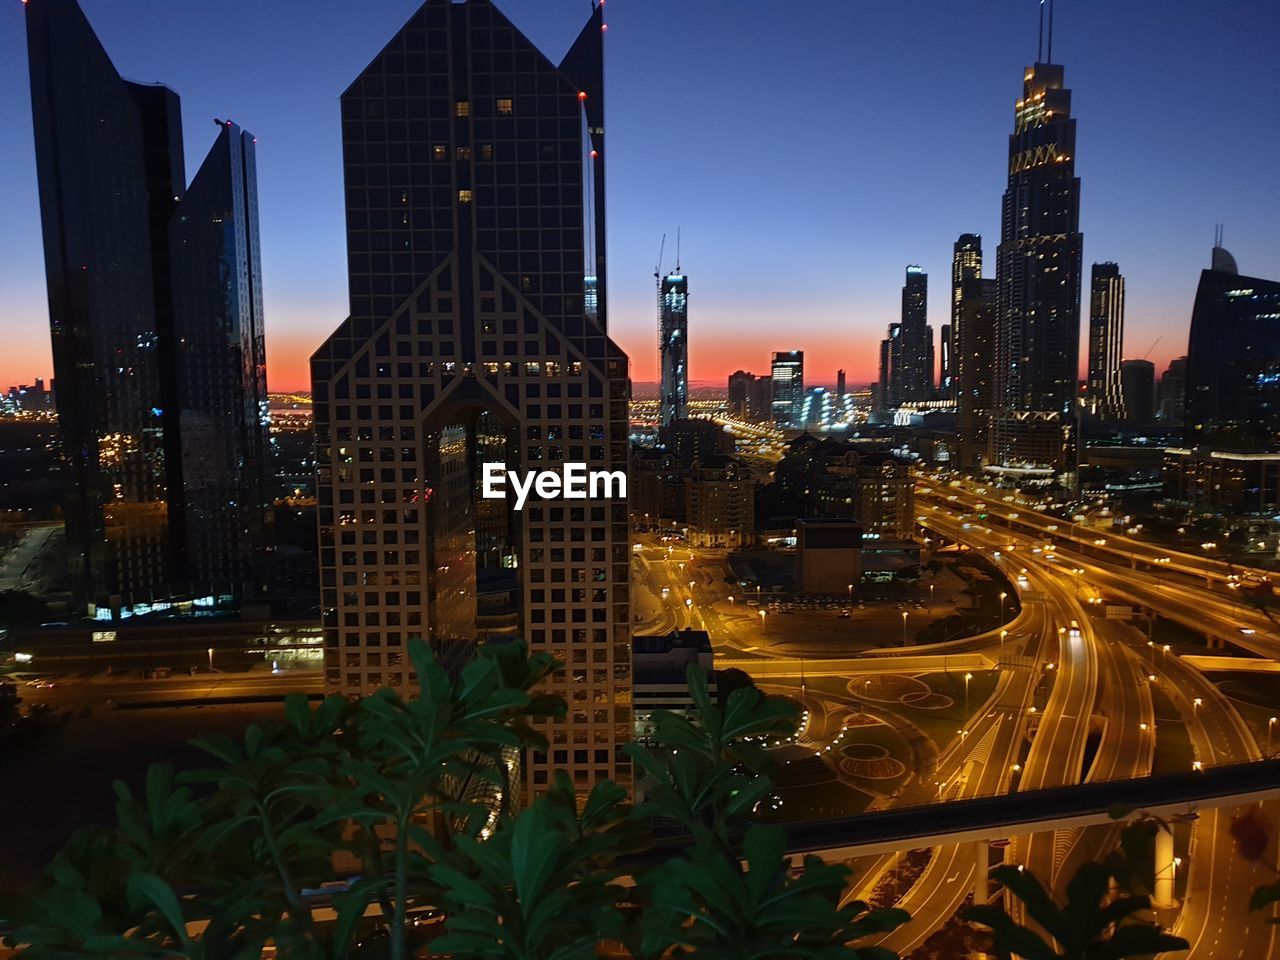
xmin=685 ymin=457 xmax=754 ymax=548
xmin=311 ymin=0 xmax=631 ymax=799
xmin=989 ymin=56 xmax=1083 ymax=475
xmin=939 ymin=325 xmax=952 ymax=399
xmin=836 ymin=369 xmax=847 ymax=400
xmin=1087 ymin=262 xmax=1125 ymax=421
xmin=25 ymin=0 xmax=271 ymax=616
xmin=1184 ymin=241 xmax=1280 ymax=453
xmin=1120 ymin=359 xmax=1155 ymax=424
xmin=957 ymin=277 xmax=997 ymax=470
xmin=776 ymin=436 xmax=915 ymax=541
xmin=771 ymin=351 xmax=804 ymax=427
xmin=896 ymin=265 xmax=934 ymax=403
xmin=949 ymin=234 xmax=982 ymax=402
xmin=632 ymin=630 xmax=716 ymax=744
xmin=658 ymin=271 xmax=688 ymax=426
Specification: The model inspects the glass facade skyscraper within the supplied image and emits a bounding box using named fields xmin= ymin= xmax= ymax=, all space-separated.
xmin=312 ymin=0 xmax=632 ymax=799
xmin=957 ymin=277 xmax=997 ymax=471
xmin=771 ymin=351 xmax=804 ymax=427
xmin=990 ymin=61 xmax=1083 ymax=474
xmin=896 ymin=265 xmax=933 ymax=403
xmin=1086 ymin=262 xmax=1125 ymax=421
xmin=658 ymin=272 xmax=689 ymax=426
xmin=950 ymin=234 xmax=983 ymax=403
xmin=1185 ymin=244 xmax=1280 ymax=452
xmin=25 ymin=0 xmax=272 ymax=616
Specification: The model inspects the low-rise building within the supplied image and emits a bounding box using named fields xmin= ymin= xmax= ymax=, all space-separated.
xmin=796 ymin=519 xmax=862 ymax=595
xmin=1163 ymin=447 xmax=1280 ymax=515
xmin=633 ymin=629 xmax=717 ymax=742
xmin=686 ymin=456 xmax=755 ymax=548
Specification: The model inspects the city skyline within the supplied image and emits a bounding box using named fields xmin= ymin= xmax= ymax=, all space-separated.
xmin=2 ymin=0 xmax=1277 ymax=391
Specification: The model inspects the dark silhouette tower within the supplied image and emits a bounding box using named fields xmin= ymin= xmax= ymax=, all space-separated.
xmin=312 ymin=0 xmax=631 ymax=799
xmin=1185 ymin=240 xmax=1280 ymax=451
xmin=25 ymin=0 xmax=271 ymax=616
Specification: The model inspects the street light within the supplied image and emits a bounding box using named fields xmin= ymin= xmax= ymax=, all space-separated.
xmin=759 ymin=609 xmax=767 ymax=633
xmin=901 ymin=610 xmax=909 ymax=646
xmin=1000 ymin=629 xmax=1008 ymax=648
xmin=1192 ymin=697 xmax=1202 ymax=715
xmin=207 ymin=647 xmax=214 ymax=672
xmin=1270 ymin=716 xmax=1277 ymax=754
xmin=999 ymin=591 xmax=1008 ymax=621
xmin=964 ymin=672 xmax=973 ymax=717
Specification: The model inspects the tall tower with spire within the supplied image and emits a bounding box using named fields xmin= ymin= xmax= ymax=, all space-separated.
xmin=989 ymin=0 xmax=1083 ymax=474
xmin=658 ymin=232 xmax=688 ymax=426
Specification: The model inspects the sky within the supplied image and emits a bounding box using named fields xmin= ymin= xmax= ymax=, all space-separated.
xmin=1 ymin=0 xmax=1277 ymax=393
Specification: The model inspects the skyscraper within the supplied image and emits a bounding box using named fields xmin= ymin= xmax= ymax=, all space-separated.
xmin=1120 ymin=359 xmax=1155 ymax=424
xmin=1184 ymin=242 xmax=1280 ymax=451
xmin=836 ymin=369 xmax=847 ymax=400
xmin=771 ymin=351 xmax=804 ymax=427
xmin=311 ymin=0 xmax=632 ymax=799
xmin=658 ymin=269 xmax=689 ymax=426
xmin=950 ymin=234 xmax=983 ymax=403
xmin=25 ymin=0 xmax=271 ymax=616
xmin=1086 ymin=262 xmax=1125 ymax=421
xmin=956 ymin=278 xmax=997 ymax=470
xmin=938 ymin=325 xmax=952 ymax=399
xmin=896 ymin=266 xmax=933 ymax=403
xmin=990 ymin=58 xmax=1083 ymax=473
xmin=1157 ymin=356 xmax=1187 ymax=429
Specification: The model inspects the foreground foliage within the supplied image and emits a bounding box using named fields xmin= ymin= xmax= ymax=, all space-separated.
xmin=1 ymin=641 xmax=907 ymax=959
xmin=963 ymin=818 xmax=1189 ymax=960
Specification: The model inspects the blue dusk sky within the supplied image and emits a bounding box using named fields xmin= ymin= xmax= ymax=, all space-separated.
xmin=0 ymin=0 xmax=1277 ymax=390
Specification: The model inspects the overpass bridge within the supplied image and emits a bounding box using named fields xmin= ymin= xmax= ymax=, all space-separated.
xmin=643 ymin=758 xmax=1280 ymax=906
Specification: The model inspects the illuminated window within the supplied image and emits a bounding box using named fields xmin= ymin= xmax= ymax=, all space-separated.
xmin=497 ymin=98 xmax=513 ymax=116
xmin=479 ymin=143 xmax=494 ymax=160
xmin=432 ymin=145 xmax=446 ymax=161
xmin=458 ymin=189 xmax=473 ymax=204
xmin=456 ymin=146 xmax=472 ymax=161
xmin=454 ymin=101 xmax=471 ymax=118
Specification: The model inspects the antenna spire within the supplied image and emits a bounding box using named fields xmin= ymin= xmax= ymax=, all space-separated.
xmin=1047 ymin=0 xmax=1055 ymax=63
xmin=1037 ymin=0 xmax=1044 ymax=62
xmin=676 ymin=227 xmax=681 ymax=273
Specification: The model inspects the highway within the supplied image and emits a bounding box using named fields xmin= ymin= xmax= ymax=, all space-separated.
xmin=915 ymin=479 xmax=1280 ymax=657
xmin=919 ymin=485 xmax=1280 ymax=960
xmin=917 ymin=473 xmax=1279 ymax=592
xmin=16 ymin=671 xmax=322 ymax=709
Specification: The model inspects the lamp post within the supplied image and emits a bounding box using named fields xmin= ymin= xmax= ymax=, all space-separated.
xmin=901 ymin=610 xmax=909 ymax=646
xmin=759 ymin=609 xmax=767 ymax=635
xmin=1000 ymin=629 xmax=1008 ymax=649
xmin=999 ymin=591 xmax=1008 ymax=621
xmin=1270 ymin=716 xmax=1277 ymax=754
xmin=207 ymin=647 xmax=214 ymax=672
xmin=964 ymin=672 xmax=973 ymax=718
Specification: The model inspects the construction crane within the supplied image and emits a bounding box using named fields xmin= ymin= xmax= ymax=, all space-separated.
xmin=1141 ymin=336 xmax=1162 ymax=360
